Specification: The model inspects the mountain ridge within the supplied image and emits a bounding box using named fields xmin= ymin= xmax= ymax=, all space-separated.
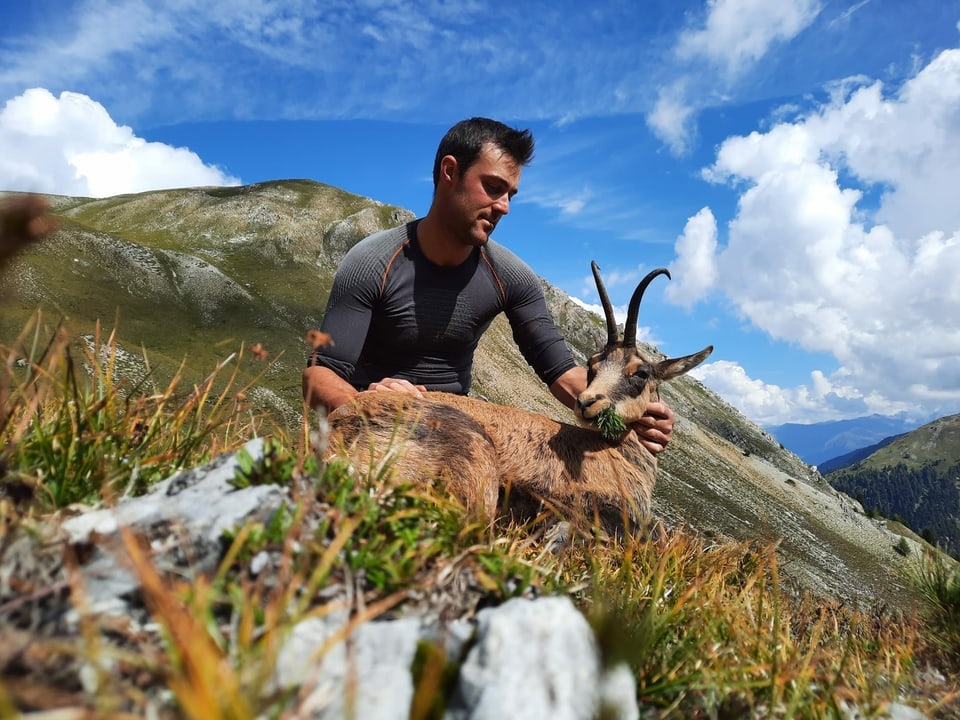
xmin=0 ymin=182 xmax=933 ymax=608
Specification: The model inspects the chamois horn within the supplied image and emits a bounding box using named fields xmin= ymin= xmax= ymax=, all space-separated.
xmin=622 ymin=268 xmax=671 ymax=348
xmin=591 ymin=261 xmax=620 ymax=348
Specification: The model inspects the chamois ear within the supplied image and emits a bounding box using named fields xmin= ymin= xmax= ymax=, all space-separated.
xmin=656 ymin=345 xmax=714 ymax=382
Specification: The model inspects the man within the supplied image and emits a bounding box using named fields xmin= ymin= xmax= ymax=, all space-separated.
xmin=302 ymin=117 xmax=675 ymax=453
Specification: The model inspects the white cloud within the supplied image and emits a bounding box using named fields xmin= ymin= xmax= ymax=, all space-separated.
xmin=691 ymin=361 xmax=913 ymax=426
xmin=675 ymin=45 xmax=960 ymax=420
xmin=0 ymin=88 xmax=239 ymax=197
xmin=647 ymin=84 xmax=696 ymax=155
xmin=581 ymin=265 xmax=642 ymax=294
xmin=827 ymin=0 xmax=872 ymax=29
xmin=665 ymin=207 xmax=718 ymax=306
xmin=676 ymin=0 xmax=821 ymax=78
xmin=691 ymin=361 xmax=799 ymax=425
xmin=521 ymin=184 xmax=592 ymax=218
xmin=558 ymin=197 xmax=587 ymax=215
xmin=0 ymin=1 xmax=176 ymax=90
xmin=647 ymin=0 xmax=820 ymax=154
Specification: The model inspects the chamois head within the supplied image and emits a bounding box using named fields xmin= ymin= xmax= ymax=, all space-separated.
xmin=575 ymin=261 xmax=713 ymax=440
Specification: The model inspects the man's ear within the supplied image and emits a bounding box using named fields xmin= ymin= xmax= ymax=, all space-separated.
xmin=438 ymin=155 xmax=458 ymax=185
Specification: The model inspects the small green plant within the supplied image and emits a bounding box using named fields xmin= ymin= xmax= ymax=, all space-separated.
xmin=410 ymin=640 xmax=459 ymax=720
xmin=222 ymin=503 xmax=295 ymax=562
xmin=309 ymin=453 xmax=522 ymax=597
xmin=894 ymin=537 xmax=911 ymax=557
xmin=566 ymin=526 xmax=932 ymax=717
xmin=596 ymin=406 xmax=627 ymax=441
xmin=231 ymin=436 xmax=302 ymax=489
xmin=910 ymin=549 xmax=960 ymax=655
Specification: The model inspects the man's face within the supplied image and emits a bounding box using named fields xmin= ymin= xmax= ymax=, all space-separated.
xmin=446 ymin=143 xmax=522 ymax=247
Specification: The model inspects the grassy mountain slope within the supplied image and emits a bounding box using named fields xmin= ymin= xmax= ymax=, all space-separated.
xmin=818 ymin=433 xmax=905 ymax=474
xmin=855 ymin=413 xmax=960 ymax=471
xmin=0 ymin=183 xmax=928 ymax=608
xmin=827 ymin=414 xmax=960 ymax=556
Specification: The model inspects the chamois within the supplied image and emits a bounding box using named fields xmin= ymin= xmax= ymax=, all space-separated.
xmin=324 ymin=262 xmax=713 ymax=530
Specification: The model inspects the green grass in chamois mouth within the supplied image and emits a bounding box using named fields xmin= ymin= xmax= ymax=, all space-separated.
xmin=596 ymin=406 xmax=627 ymax=441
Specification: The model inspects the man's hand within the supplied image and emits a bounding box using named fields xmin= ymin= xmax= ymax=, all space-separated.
xmin=631 ymin=400 xmax=675 ymax=454
xmin=366 ymin=378 xmax=427 ymax=398
xmin=1 ymin=194 xmax=56 ymax=266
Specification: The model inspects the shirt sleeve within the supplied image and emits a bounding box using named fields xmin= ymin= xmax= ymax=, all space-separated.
xmin=306 ymin=239 xmax=382 ymax=382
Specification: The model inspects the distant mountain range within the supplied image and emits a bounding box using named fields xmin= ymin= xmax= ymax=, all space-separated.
xmin=767 ymin=414 xmax=931 ymax=467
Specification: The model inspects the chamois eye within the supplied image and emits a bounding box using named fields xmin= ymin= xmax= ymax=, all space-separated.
xmin=631 ymin=368 xmax=650 ymax=383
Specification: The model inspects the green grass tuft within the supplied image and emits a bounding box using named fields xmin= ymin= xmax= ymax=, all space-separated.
xmin=910 ymin=549 xmax=960 ymax=657
xmin=596 ymin=406 xmax=627 ymax=441
xmin=1 ymin=313 xmax=276 ymax=508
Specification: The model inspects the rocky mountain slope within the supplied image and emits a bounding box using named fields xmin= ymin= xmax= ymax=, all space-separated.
xmin=0 ymin=182 xmax=930 ymax=608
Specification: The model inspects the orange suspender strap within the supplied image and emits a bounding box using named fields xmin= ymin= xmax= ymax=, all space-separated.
xmin=380 ymin=240 xmax=410 ymax=295
xmin=479 ymin=248 xmax=506 ymax=302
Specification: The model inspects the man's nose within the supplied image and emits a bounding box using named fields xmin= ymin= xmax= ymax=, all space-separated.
xmin=492 ymin=192 xmax=510 ymax=216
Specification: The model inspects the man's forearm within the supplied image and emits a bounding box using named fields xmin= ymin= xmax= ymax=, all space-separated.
xmin=302 ymin=365 xmax=358 ymax=413
xmin=548 ymin=366 xmax=588 ymax=411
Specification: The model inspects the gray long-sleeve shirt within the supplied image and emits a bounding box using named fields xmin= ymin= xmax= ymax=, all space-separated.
xmin=308 ymin=220 xmax=576 ymax=394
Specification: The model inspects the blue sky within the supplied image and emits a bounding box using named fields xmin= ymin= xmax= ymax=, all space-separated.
xmin=1 ymin=0 xmax=959 ymax=427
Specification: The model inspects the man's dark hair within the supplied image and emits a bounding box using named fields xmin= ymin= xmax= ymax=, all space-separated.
xmin=432 ymin=117 xmax=535 ymax=189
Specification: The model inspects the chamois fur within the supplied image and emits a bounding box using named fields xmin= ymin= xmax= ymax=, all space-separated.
xmin=325 ymin=263 xmax=712 ymax=530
